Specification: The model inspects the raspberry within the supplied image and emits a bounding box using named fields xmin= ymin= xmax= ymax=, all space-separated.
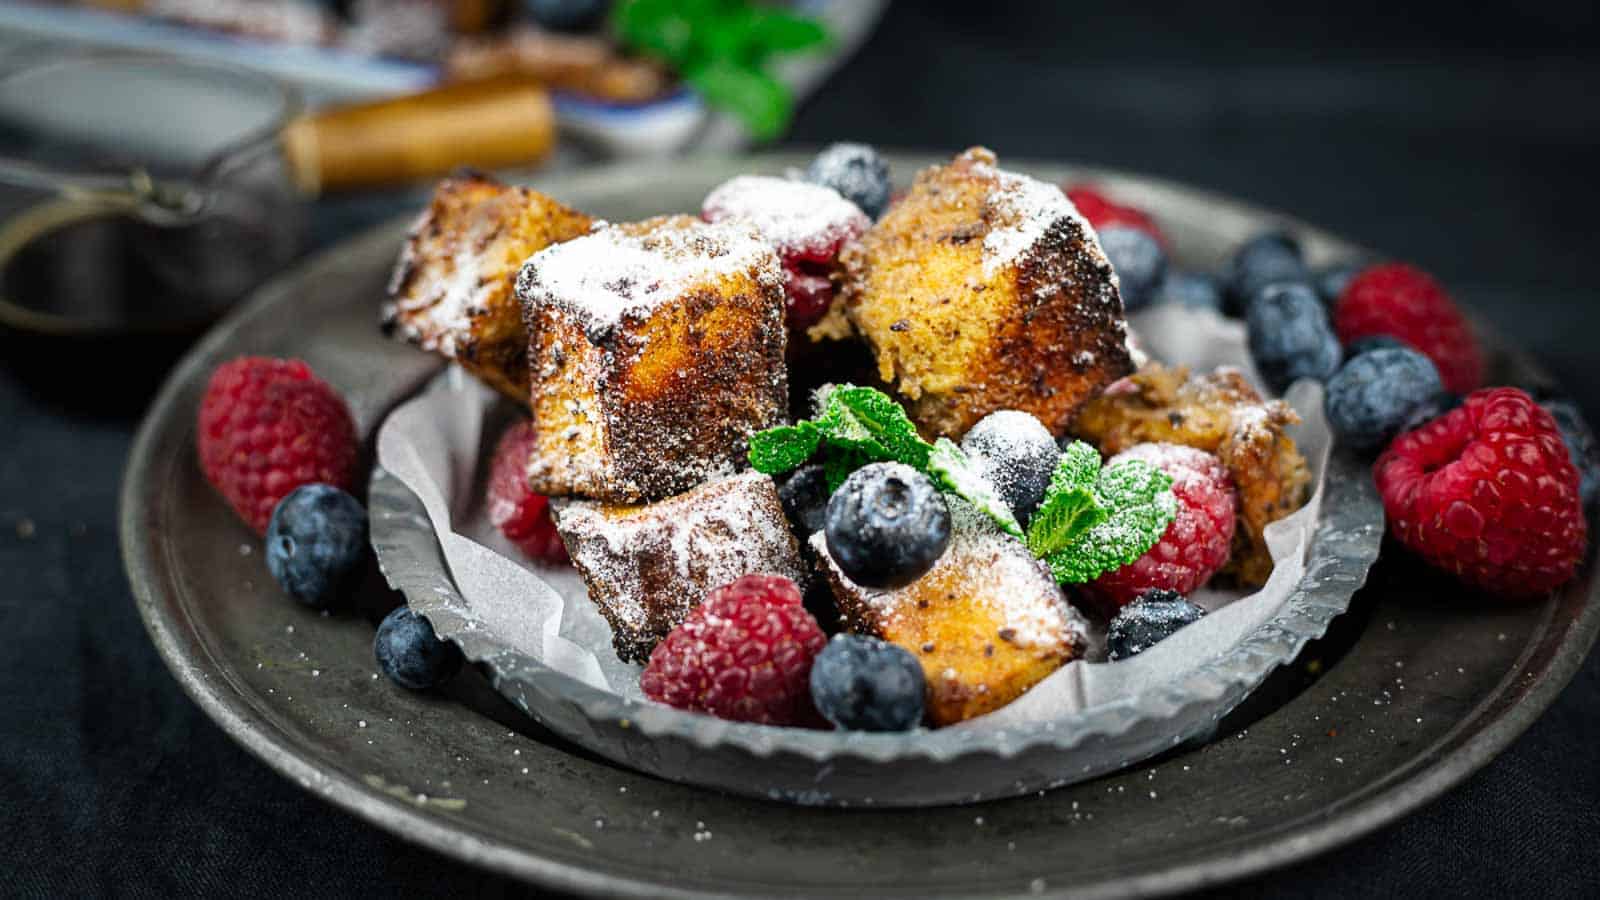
xmin=1375 ymin=388 xmax=1587 ymax=598
xmin=639 ymin=574 xmax=826 ymax=726
xmin=1065 ymin=185 xmax=1167 ymax=245
xmin=1333 ymin=263 xmax=1484 ymax=394
xmin=701 ymin=175 xmax=868 ymax=332
xmin=1085 ymin=444 xmax=1238 ymax=614
xmin=486 ymin=421 xmax=568 ymax=565
xmin=196 ymin=357 xmax=357 ymax=534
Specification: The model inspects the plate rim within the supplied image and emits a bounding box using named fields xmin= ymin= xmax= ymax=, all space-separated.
xmin=119 ymin=151 xmax=1600 ymax=898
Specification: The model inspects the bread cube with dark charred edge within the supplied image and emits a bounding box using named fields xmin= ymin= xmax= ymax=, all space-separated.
xmin=517 ymin=216 xmax=789 ymax=501
xmin=1071 ymin=364 xmax=1312 ymax=587
xmin=383 ymin=173 xmax=595 ymax=405
xmin=811 ymin=500 xmax=1086 ymax=726
xmin=836 ymin=147 xmax=1135 ymax=440
xmin=554 ymin=472 xmax=809 ymax=663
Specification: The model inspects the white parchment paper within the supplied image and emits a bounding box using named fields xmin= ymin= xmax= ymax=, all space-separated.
xmin=375 ymin=304 xmax=1333 ymax=724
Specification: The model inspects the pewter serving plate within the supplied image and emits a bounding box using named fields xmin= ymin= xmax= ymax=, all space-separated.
xmin=122 ymin=154 xmax=1600 ymax=896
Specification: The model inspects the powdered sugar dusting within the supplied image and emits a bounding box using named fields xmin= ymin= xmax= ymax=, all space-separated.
xmin=1109 ymin=442 xmax=1229 ymax=493
xmin=555 ymin=472 xmax=807 ymax=661
xmin=518 ymin=219 xmax=779 ymax=335
xmin=702 ymin=175 xmax=869 ymax=258
xmin=976 ymin=163 xmax=1100 ymax=278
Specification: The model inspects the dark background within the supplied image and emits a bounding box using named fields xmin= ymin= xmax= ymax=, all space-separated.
xmin=5 ymin=2 xmax=1600 ymax=896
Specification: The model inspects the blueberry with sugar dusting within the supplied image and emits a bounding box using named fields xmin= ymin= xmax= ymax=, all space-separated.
xmin=1098 ymin=225 xmax=1167 ymax=312
xmin=1107 ymin=589 xmax=1206 ymax=661
xmin=960 ymin=409 xmax=1059 ymax=526
xmin=1542 ymin=397 xmax=1600 ymax=508
xmin=1344 ymin=333 xmax=1409 ymax=358
xmin=1246 ymin=281 xmax=1342 ymax=393
xmin=1224 ymin=231 xmax=1308 ymax=317
xmin=826 ymin=463 xmax=951 ymax=589
xmin=1314 ymin=262 xmax=1363 ymax=306
xmin=1326 ymin=347 xmax=1445 ymax=451
xmin=804 ymin=142 xmax=892 ymax=220
xmin=778 ymin=463 xmax=830 ymax=539
xmin=1155 ymin=270 xmax=1222 ymax=312
xmin=375 ymin=605 xmax=464 ymax=690
xmin=265 ymin=484 xmax=368 ymax=609
xmin=809 ymin=634 xmax=926 ymax=731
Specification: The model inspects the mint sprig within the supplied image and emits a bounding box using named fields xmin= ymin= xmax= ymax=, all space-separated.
xmin=1027 ymin=442 xmax=1177 ymax=584
xmin=614 ymin=0 xmax=830 ymax=140
xmin=746 ymin=384 xmax=1016 ymax=533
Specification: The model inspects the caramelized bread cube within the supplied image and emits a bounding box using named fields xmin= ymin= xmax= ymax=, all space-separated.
xmin=837 ymin=147 xmax=1135 ymax=440
xmin=1071 ymin=364 xmax=1312 ymax=586
xmin=383 ymin=173 xmax=594 ymax=404
xmin=812 ymin=501 xmax=1086 ymax=725
xmin=517 ymin=216 xmax=789 ymax=501
xmin=555 ymin=472 xmax=808 ymax=663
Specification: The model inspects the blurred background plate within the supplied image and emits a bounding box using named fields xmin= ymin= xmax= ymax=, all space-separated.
xmin=120 ymin=153 xmax=1599 ymax=896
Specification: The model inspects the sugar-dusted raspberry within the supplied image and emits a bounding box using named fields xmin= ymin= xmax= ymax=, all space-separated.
xmin=1084 ymin=444 xmax=1238 ymax=615
xmin=639 ymin=574 xmax=826 ymax=726
xmin=196 ymin=357 xmax=358 ymax=534
xmin=1333 ymin=263 xmax=1484 ymax=394
xmin=486 ymin=420 xmax=568 ymax=565
xmin=702 ymin=174 xmax=869 ymax=331
xmin=1064 ymin=185 xmax=1167 ymax=245
xmin=1375 ymin=387 xmax=1586 ymax=598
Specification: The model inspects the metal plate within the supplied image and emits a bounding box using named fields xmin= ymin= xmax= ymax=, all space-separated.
xmin=121 ymin=154 xmax=1600 ymax=897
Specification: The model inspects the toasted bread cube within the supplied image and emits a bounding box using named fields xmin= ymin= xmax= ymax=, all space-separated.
xmin=812 ymin=500 xmax=1086 ymax=726
xmin=517 ymin=216 xmax=789 ymax=501
xmin=1071 ymin=364 xmax=1312 ymax=586
xmin=838 ymin=147 xmax=1135 ymax=440
xmin=383 ymin=173 xmax=595 ymax=404
xmin=555 ymin=471 xmax=808 ymax=662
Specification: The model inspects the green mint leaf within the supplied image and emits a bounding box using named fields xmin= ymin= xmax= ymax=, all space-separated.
xmin=684 ymin=60 xmax=791 ymax=140
xmin=746 ymin=9 xmax=831 ymax=55
xmin=747 ymin=422 xmax=820 ymax=474
xmin=927 ymin=438 xmax=1023 ymax=538
xmin=1043 ymin=458 xmax=1176 ymax=584
xmin=815 ymin=385 xmax=933 ymax=470
xmin=822 ymin=445 xmax=874 ymax=493
xmin=1025 ymin=442 xmax=1108 ymax=557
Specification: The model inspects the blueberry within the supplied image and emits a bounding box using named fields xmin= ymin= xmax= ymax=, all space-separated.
xmin=1154 ymin=270 xmax=1222 ymax=312
xmin=1107 ymin=589 xmax=1205 ymax=661
xmin=1098 ymin=225 xmax=1167 ymax=312
xmin=1325 ymin=348 xmax=1445 ymax=451
xmin=1400 ymin=390 xmax=1462 ymax=435
xmin=265 ymin=484 xmax=368 ymax=609
xmin=804 ymin=142 xmax=892 ymax=220
xmin=1542 ymin=398 xmax=1600 ymax=508
xmin=1314 ymin=262 xmax=1363 ymax=306
xmin=375 ymin=606 xmax=463 ymax=690
xmin=1224 ymin=231 xmax=1308 ymax=317
xmin=778 ymin=464 xmax=830 ymax=538
xmin=960 ymin=409 xmax=1059 ymax=526
xmin=1246 ymin=282 xmax=1342 ymax=394
xmin=825 ymin=463 xmax=951 ymax=589
xmin=809 ymin=634 xmax=926 ymax=731
xmin=1344 ymin=334 xmax=1410 ymax=358
xmin=521 ymin=0 xmax=609 ymax=31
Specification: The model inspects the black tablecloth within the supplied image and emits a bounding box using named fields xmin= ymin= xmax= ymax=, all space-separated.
xmin=5 ymin=3 xmax=1600 ymax=896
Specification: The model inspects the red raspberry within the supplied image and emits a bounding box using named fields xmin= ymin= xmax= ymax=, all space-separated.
xmin=702 ymin=175 xmax=868 ymax=332
xmin=1065 ymin=185 xmax=1167 ymax=245
xmin=1333 ymin=263 xmax=1484 ymax=394
xmin=196 ymin=357 xmax=357 ymax=534
xmin=1375 ymin=388 xmax=1586 ymax=598
xmin=486 ymin=421 xmax=568 ymax=565
xmin=640 ymin=574 xmax=826 ymax=726
xmin=1084 ymin=444 xmax=1238 ymax=615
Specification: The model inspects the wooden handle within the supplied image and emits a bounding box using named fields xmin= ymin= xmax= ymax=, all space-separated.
xmin=281 ymin=78 xmax=556 ymax=195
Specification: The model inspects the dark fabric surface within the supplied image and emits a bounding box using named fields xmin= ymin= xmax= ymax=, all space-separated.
xmin=5 ymin=2 xmax=1600 ymax=897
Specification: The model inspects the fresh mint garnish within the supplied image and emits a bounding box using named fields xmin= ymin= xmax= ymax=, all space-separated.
xmin=926 ymin=438 xmax=1023 ymax=537
xmin=747 ymin=422 xmax=821 ymax=474
xmin=1030 ymin=443 xmax=1177 ymax=585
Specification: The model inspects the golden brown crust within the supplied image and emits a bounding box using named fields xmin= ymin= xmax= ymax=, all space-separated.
xmin=811 ymin=507 xmax=1085 ymax=726
xmin=383 ymin=173 xmax=594 ymax=405
xmin=518 ymin=216 xmax=790 ymax=502
xmin=1070 ymin=364 xmax=1312 ymax=586
xmin=838 ymin=147 xmax=1135 ymax=440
